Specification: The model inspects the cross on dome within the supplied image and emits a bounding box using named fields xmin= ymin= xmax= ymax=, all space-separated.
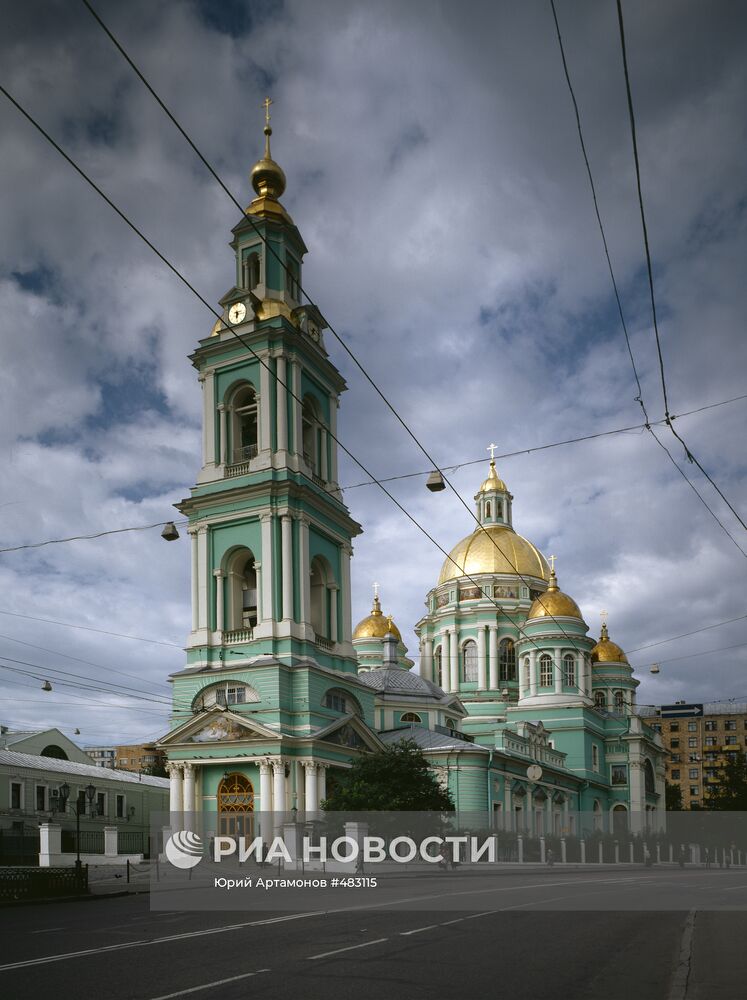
xmin=262 ymin=95 xmax=273 ymax=125
xmin=600 ymin=609 xmax=608 ymax=626
xmin=549 ymin=554 xmax=557 ymax=572
xmin=373 ymin=581 xmax=380 ymax=599
xmin=487 ymin=442 xmax=499 ymax=461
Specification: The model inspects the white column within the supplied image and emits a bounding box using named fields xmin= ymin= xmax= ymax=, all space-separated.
xmin=291 ymin=358 xmax=302 ymax=455
xmin=304 ymin=762 xmax=319 ymax=812
xmin=340 ymin=544 xmax=353 ymax=644
xmin=276 ymin=354 xmax=288 ymax=452
xmin=318 ymin=764 xmax=327 ymax=803
xmin=554 ymin=647 xmax=563 ymax=694
xmin=218 ymin=404 xmax=227 ymax=465
xmin=214 ymin=570 xmax=224 ymax=633
xmin=202 ymin=369 xmax=216 ymax=466
xmin=422 ymin=637 xmax=433 ymax=681
xmin=328 ymin=585 xmax=338 ymax=643
xmin=260 ymin=514 xmax=274 ymax=622
xmin=296 ymin=515 xmax=311 ymax=624
xmin=449 ymin=629 xmax=459 ymax=692
xmin=529 ymin=650 xmax=538 ymax=697
xmin=183 ymin=764 xmax=196 ymax=828
xmin=578 ymin=654 xmax=586 ymax=697
xmin=259 ymin=762 xmax=273 ymax=813
xmin=259 ymin=358 xmax=271 ymax=453
xmin=281 ymin=514 xmax=293 ymax=621
xmin=168 ymin=764 xmax=183 ymax=818
xmin=488 ymin=626 xmax=499 ymax=690
xmin=329 ymin=397 xmax=339 ymax=484
xmin=197 ymin=526 xmax=208 ymax=631
xmin=320 ymin=427 xmax=328 ymax=481
xmin=273 ymin=761 xmax=287 ymax=814
xmin=295 ymin=760 xmax=305 ymax=812
xmin=477 ymin=625 xmax=487 ymax=690
xmin=190 ymin=530 xmax=198 ymax=632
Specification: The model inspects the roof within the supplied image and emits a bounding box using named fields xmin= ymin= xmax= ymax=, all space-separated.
xmin=357 ymin=668 xmax=450 ymax=701
xmin=0 ymin=731 xmax=37 ymax=746
xmin=379 ymin=726 xmax=484 ymax=752
xmin=0 ymin=748 xmax=169 ymax=787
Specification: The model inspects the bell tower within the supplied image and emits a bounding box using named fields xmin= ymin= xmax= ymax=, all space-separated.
xmin=175 ymin=100 xmax=361 ymax=675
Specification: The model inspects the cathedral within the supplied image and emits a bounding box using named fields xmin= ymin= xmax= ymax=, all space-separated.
xmin=158 ymin=107 xmax=665 ymax=839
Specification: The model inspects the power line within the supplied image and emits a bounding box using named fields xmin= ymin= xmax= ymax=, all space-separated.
xmin=0 ymin=518 xmax=189 ymax=554
xmin=0 ymin=81 xmax=595 ymax=692
xmin=614 ymin=0 xmax=747 ymax=535
xmin=550 ymin=0 xmax=747 ymax=560
xmin=0 ymin=609 xmax=183 ymax=649
xmin=626 ymin=614 xmax=747 ymax=654
xmin=631 ymin=639 xmax=747 ymax=668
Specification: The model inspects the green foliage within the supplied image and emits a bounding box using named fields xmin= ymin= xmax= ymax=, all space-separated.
xmin=320 ymin=740 xmax=454 ymax=812
xmin=665 ymin=781 xmax=683 ymax=811
xmin=704 ymin=752 xmax=747 ymax=810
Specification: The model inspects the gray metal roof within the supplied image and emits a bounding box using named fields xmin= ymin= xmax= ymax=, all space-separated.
xmin=0 ymin=748 xmax=169 ymax=787
xmin=357 ymin=668 xmax=449 ymax=701
xmin=379 ymin=726 xmax=484 ymax=752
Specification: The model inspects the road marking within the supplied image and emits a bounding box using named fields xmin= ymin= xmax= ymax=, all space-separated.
xmin=308 ymin=938 xmax=388 ymax=961
xmin=31 ymin=928 xmax=63 ymax=934
xmin=720 ymin=882 xmax=747 ymax=891
xmin=668 ymin=909 xmax=696 ymax=1000
xmin=147 ymin=969 xmax=270 ymax=999
xmin=0 ymin=912 xmax=321 ymax=972
xmin=399 ymin=924 xmax=439 ymax=936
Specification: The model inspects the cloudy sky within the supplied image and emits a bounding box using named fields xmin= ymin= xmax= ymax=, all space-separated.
xmin=1 ymin=0 xmax=746 ymax=748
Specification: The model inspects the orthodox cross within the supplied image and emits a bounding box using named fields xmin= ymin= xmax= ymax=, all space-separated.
xmin=600 ymin=609 xmax=608 ymax=626
xmin=549 ymin=554 xmax=556 ymax=572
xmin=487 ymin=442 xmax=499 ymax=461
xmin=373 ymin=581 xmax=380 ymax=599
xmin=262 ymin=96 xmax=273 ymax=125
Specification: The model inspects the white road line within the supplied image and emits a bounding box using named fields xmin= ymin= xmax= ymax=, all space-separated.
xmin=147 ymin=969 xmax=270 ymax=999
xmin=720 ymin=882 xmax=747 ymax=891
xmin=399 ymin=925 xmax=439 ymax=936
xmin=0 ymin=912 xmax=321 ymax=972
xmin=308 ymin=938 xmax=388 ymax=961
xmin=30 ymin=928 xmax=63 ymax=934
xmin=668 ymin=909 xmax=696 ymax=1000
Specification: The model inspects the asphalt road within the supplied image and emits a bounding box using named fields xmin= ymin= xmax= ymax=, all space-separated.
xmin=2 ymin=867 xmax=747 ymax=999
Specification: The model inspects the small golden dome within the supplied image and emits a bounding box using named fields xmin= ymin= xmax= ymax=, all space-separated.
xmin=438 ymin=523 xmax=549 ymax=586
xmin=353 ymin=595 xmax=402 ymax=641
xmin=527 ymin=570 xmax=583 ymax=620
xmin=590 ymin=623 xmax=628 ymax=664
xmin=477 ymin=460 xmax=508 ymax=495
xmin=246 ymin=97 xmax=289 ymax=219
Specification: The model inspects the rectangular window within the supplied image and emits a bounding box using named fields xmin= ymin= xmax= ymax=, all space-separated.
xmin=705 ymin=721 xmax=717 ymax=731
xmin=11 ymin=782 xmax=22 ymax=809
xmin=35 ymin=785 xmax=46 ymax=811
xmin=591 ymin=745 xmax=600 ymax=772
xmin=670 ymin=722 xmax=680 ymax=732
xmin=670 ymin=739 xmax=680 ymax=749
xmin=725 ymin=720 xmax=737 ymax=731
xmin=688 ymin=722 xmax=697 ymax=732
xmin=653 ymin=724 xmax=662 ymax=733
xmin=705 ymin=736 xmax=717 ymax=746
xmin=705 ymin=752 xmax=717 ymax=762
xmin=690 ymin=786 xmax=699 ymax=796
xmin=96 ymin=792 xmax=106 ymax=817
xmin=611 ymin=764 xmax=628 ymax=786
xmin=688 ymin=737 xmax=698 ymax=748
xmin=689 ymin=768 xmax=699 ymax=779
xmin=670 ymin=753 xmax=680 ymax=763
xmin=689 ymin=754 xmax=699 ymax=763
xmin=116 ymin=794 xmax=125 ymax=819
xmin=725 ymin=736 xmax=738 ymax=746
xmin=671 ymin=769 xmax=680 ymax=780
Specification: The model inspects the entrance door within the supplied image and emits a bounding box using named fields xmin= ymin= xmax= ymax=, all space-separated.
xmin=217 ymin=773 xmax=254 ymax=837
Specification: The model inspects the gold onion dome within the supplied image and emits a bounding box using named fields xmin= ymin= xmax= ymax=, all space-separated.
xmin=438 ymin=524 xmax=549 ymax=586
xmin=527 ymin=569 xmax=583 ymax=620
xmin=353 ymin=595 xmax=402 ymax=641
xmin=478 ymin=460 xmax=508 ymax=494
xmin=247 ymin=97 xmax=289 ymax=220
xmin=590 ymin=622 xmax=628 ymax=664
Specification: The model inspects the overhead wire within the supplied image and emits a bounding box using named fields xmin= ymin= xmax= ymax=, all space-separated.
xmin=0 ymin=609 xmax=183 ymax=649
xmin=549 ymin=0 xmax=747 ymax=560
xmin=614 ymin=0 xmax=747 ymax=535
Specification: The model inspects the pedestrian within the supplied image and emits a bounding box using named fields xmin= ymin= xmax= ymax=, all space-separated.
xmin=704 ymin=846 xmax=711 ymax=869
xmin=546 ymin=847 xmax=554 ymax=867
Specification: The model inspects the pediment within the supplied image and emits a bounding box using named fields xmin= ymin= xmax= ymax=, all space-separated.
xmin=311 ymin=713 xmax=383 ymax=752
xmin=157 ymin=706 xmax=279 ymax=747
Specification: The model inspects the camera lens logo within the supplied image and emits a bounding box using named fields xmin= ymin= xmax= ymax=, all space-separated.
xmin=165 ymin=830 xmax=203 ymax=870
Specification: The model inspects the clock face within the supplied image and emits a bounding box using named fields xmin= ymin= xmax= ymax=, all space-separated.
xmin=228 ymin=301 xmax=247 ymax=325
xmin=309 ymin=323 xmax=319 ymax=342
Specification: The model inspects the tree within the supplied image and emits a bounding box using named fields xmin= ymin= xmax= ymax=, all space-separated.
xmin=705 ymin=752 xmax=747 ymax=810
xmin=665 ymin=781 xmax=683 ymax=811
xmin=321 ymin=740 xmax=454 ymax=812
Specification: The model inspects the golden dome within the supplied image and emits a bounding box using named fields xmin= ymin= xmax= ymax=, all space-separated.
xmin=527 ymin=570 xmax=583 ymax=620
xmin=590 ymin=623 xmax=628 ymax=664
xmin=477 ymin=460 xmax=508 ymax=494
xmin=353 ymin=595 xmax=402 ymax=641
xmin=438 ymin=523 xmax=549 ymax=586
xmin=246 ymin=97 xmax=290 ymax=220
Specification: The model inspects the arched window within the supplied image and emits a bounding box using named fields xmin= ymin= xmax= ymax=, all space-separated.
xmin=218 ymin=772 xmax=253 ymax=836
xmin=225 ymin=548 xmax=257 ymax=631
xmin=496 ymin=502 xmax=503 ymax=520
xmin=241 ymin=250 xmax=260 ymax=291
xmin=322 ymin=688 xmax=362 ymax=715
xmin=523 ymin=656 xmax=530 ymax=692
xmin=401 ymin=712 xmax=422 ymax=724
xmin=644 ymin=759 xmax=655 ymax=795
xmin=612 ymin=803 xmax=628 ymax=835
xmin=463 ymin=640 xmax=478 ymax=682
xmin=41 ymin=745 xmax=68 ymax=760
xmin=310 ymin=556 xmax=336 ymax=641
xmin=593 ymin=799 xmax=602 ymax=831
xmin=539 ymin=654 xmax=553 ymax=686
xmin=285 ymin=256 xmax=300 ymax=300
xmin=563 ymin=653 xmax=576 ymax=688
xmin=193 ymin=682 xmax=259 ymax=711
xmin=435 ymin=647 xmax=443 ymax=688
xmin=231 ymin=384 xmax=258 ymax=463
xmin=485 ymin=501 xmax=491 ymax=519
xmin=302 ymin=396 xmax=319 ymax=473
xmin=499 ymin=638 xmax=516 ymax=681
xmin=594 ymin=690 xmax=606 ymax=710
xmin=614 ymin=690 xmax=625 ymax=712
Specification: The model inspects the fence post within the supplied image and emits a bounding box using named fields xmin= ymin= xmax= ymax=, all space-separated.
xmin=656 ymin=843 xmax=661 ymax=864
xmin=629 ymin=842 xmax=634 ymax=864
xmin=669 ymin=844 xmax=673 ymax=863
xmin=517 ymin=835 xmax=524 ymax=864
xmin=580 ymin=839 xmax=586 ymax=864
xmin=598 ymin=841 xmax=603 ymax=865
xmin=560 ymin=838 xmax=567 ymax=864
xmin=104 ymin=826 xmax=118 ymax=860
xmin=126 ymin=859 xmax=130 ymax=884
xmin=540 ymin=837 xmax=546 ymax=864
xmin=39 ymin=822 xmax=62 ymax=868
xmin=614 ymin=841 xmax=620 ymax=865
